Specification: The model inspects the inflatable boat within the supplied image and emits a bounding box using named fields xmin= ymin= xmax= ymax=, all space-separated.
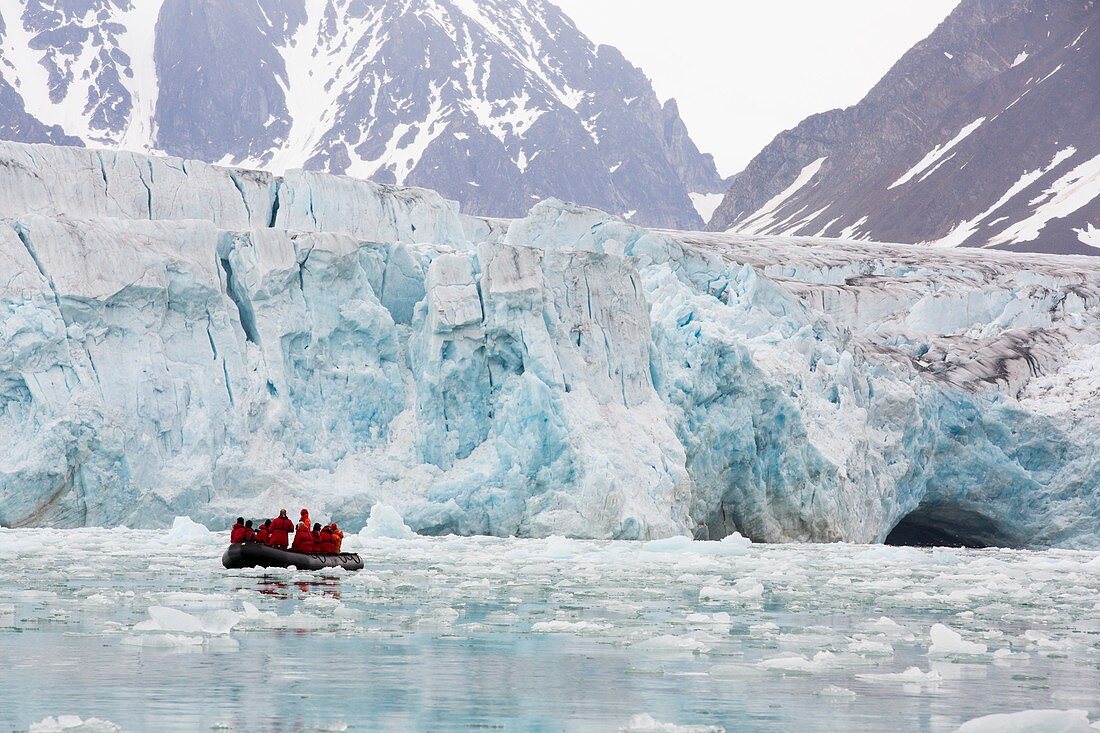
xmin=221 ymin=542 xmax=364 ymax=571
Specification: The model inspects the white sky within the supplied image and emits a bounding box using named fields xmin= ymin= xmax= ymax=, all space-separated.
xmin=553 ymin=0 xmax=961 ymax=177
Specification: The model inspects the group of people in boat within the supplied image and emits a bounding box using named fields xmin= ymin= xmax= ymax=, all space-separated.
xmin=230 ymin=508 xmax=345 ymax=555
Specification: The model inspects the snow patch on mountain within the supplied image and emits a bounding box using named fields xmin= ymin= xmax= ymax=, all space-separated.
xmin=988 ymin=151 xmax=1100 ymax=246
xmin=730 ymin=157 xmax=826 ymax=235
xmin=932 ymin=147 xmax=1078 ymax=248
xmin=889 ymin=118 xmax=986 ymax=190
xmin=0 ymin=0 xmax=722 ymax=229
xmin=689 ymin=193 xmax=724 ymax=226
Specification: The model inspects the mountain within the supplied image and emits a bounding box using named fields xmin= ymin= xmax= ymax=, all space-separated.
xmin=0 ymin=0 xmax=723 ymax=228
xmin=708 ymin=0 xmax=1100 ymax=255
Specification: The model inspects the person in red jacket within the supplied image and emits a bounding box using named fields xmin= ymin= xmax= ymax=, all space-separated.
xmin=311 ymin=523 xmax=323 ymax=550
xmin=230 ymin=517 xmax=247 ymax=544
xmin=291 ymin=513 xmax=314 ymax=553
xmin=242 ymin=520 xmax=255 ymax=542
xmin=269 ymin=510 xmax=294 ymax=549
xmin=331 ymin=524 xmax=344 ymax=553
xmin=254 ymin=519 xmax=271 ymax=545
xmin=318 ymin=524 xmax=336 ymax=554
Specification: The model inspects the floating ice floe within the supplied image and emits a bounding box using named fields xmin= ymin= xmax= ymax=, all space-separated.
xmin=123 ymin=605 xmax=242 ymax=649
xmin=683 ymin=612 xmax=732 ymax=627
xmin=134 ymin=606 xmax=241 ymax=635
xmin=954 ymin=708 xmax=1095 ymax=733
xmin=620 ymin=713 xmax=724 ymax=732
xmin=164 ymin=517 xmax=219 ymax=546
xmin=358 ymin=503 xmax=415 ymax=540
xmin=530 ymin=619 xmax=610 ymax=634
xmin=929 ymin=623 xmax=988 ymax=656
xmin=632 ymin=634 xmax=711 ymax=654
xmin=1023 ymin=630 xmax=1077 ymax=653
xmin=992 ymin=648 xmax=1030 ymax=662
xmin=699 ymin=578 xmax=764 ymax=602
xmin=414 ymin=606 xmax=461 ymax=627
xmin=642 ymin=533 xmax=751 ymax=556
xmin=29 ymin=717 xmax=120 ymax=733
xmin=848 ymin=638 xmax=895 ymax=655
xmin=758 ymin=651 xmax=839 ymax=674
xmin=537 ymin=535 xmax=588 ymax=559
xmin=866 ymin=616 xmax=906 ymax=632
xmin=120 ymin=633 xmax=207 ymax=649
xmin=856 ymin=667 xmax=943 ymax=685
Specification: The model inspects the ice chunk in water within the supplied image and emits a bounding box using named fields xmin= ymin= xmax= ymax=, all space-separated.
xmin=142 ymin=606 xmax=203 ymax=633
xmin=699 ymin=578 xmax=763 ymax=601
xmin=121 ymin=634 xmax=205 ymax=649
xmin=758 ymin=651 xmax=838 ymax=673
xmin=642 ymin=534 xmax=750 ymax=556
xmin=164 ymin=517 xmax=219 ymax=546
xmin=856 ymin=667 xmax=942 ymax=685
xmin=848 ymin=638 xmax=895 ymax=655
xmin=539 ymin=536 xmax=586 ymax=558
xmin=29 ymin=717 xmax=120 ymax=732
xmin=620 ymin=713 xmax=724 ymax=732
xmin=137 ymin=606 xmax=240 ymax=635
xmin=241 ymin=601 xmax=277 ymax=621
xmin=359 ymin=504 xmax=415 ymax=540
xmin=954 ymin=709 xmax=1094 ymax=733
xmin=929 ymin=623 xmax=988 ymax=656
xmin=531 ymin=620 xmax=610 ymax=634
xmin=632 ymin=635 xmax=710 ymax=654
xmin=684 ymin=612 xmax=732 ymax=627
xmin=201 ymin=609 xmax=243 ymax=635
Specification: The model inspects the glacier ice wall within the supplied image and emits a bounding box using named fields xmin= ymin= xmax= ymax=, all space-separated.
xmin=0 ymin=141 xmax=1098 ymax=548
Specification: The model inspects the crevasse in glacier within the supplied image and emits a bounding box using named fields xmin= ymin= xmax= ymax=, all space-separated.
xmin=0 ymin=141 xmax=1097 ymax=547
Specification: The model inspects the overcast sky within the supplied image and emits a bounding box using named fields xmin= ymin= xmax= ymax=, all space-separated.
xmin=553 ymin=0 xmax=960 ymax=177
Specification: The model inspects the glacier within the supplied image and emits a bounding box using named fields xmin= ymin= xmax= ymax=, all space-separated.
xmin=0 ymin=140 xmax=1098 ymax=548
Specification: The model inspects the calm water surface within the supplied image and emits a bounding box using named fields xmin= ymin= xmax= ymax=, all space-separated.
xmin=1 ymin=529 xmax=1098 ymax=732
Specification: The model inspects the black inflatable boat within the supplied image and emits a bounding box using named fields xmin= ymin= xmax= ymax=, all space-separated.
xmin=222 ymin=543 xmax=364 ymax=571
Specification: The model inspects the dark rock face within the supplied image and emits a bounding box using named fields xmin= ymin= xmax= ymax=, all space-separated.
xmin=709 ymin=0 xmax=1100 ymax=255
xmin=0 ymin=0 xmax=722 ymax=228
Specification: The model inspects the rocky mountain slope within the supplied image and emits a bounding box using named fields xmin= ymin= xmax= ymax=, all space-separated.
xmin=0 ymin=0 xmax=723 ymax=228
xmin=1 ymin=140 xmax=1098 ymax=548
xmin=708 ymin=0 xmax=1100 ymax=255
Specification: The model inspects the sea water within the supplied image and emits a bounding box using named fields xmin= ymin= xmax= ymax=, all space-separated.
xmin=0 ymin=528 xmax=1098 ymax=732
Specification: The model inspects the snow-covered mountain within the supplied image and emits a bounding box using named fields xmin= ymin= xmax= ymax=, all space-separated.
xmin=0 ymin=0 xmax=723 ymax=228
xmin=708 ymin=0 xmax=1100 ymax=254
xmin=1 ymin=141 xmax=1098 ymax=548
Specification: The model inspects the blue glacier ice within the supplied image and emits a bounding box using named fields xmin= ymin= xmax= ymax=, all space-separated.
xmin=0 ymin=140 xmax=1098 ymax=547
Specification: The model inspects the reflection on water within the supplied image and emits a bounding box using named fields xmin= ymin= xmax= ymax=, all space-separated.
xmin=0 ymin=529 xmax=1098 ymax=732
xmin=249 ymin=577 xmax=343 ymax=600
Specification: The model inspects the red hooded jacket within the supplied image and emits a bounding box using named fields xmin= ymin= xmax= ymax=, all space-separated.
xmin=230 ymin=522 xmax=246 ymax=543
xmin=318 ymin=526 xmax=336 ymax=554
xmin=291 ymin=519 xmax=314 ymax=553
xmin=269 ymin=515 xmax=294 ymax=548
